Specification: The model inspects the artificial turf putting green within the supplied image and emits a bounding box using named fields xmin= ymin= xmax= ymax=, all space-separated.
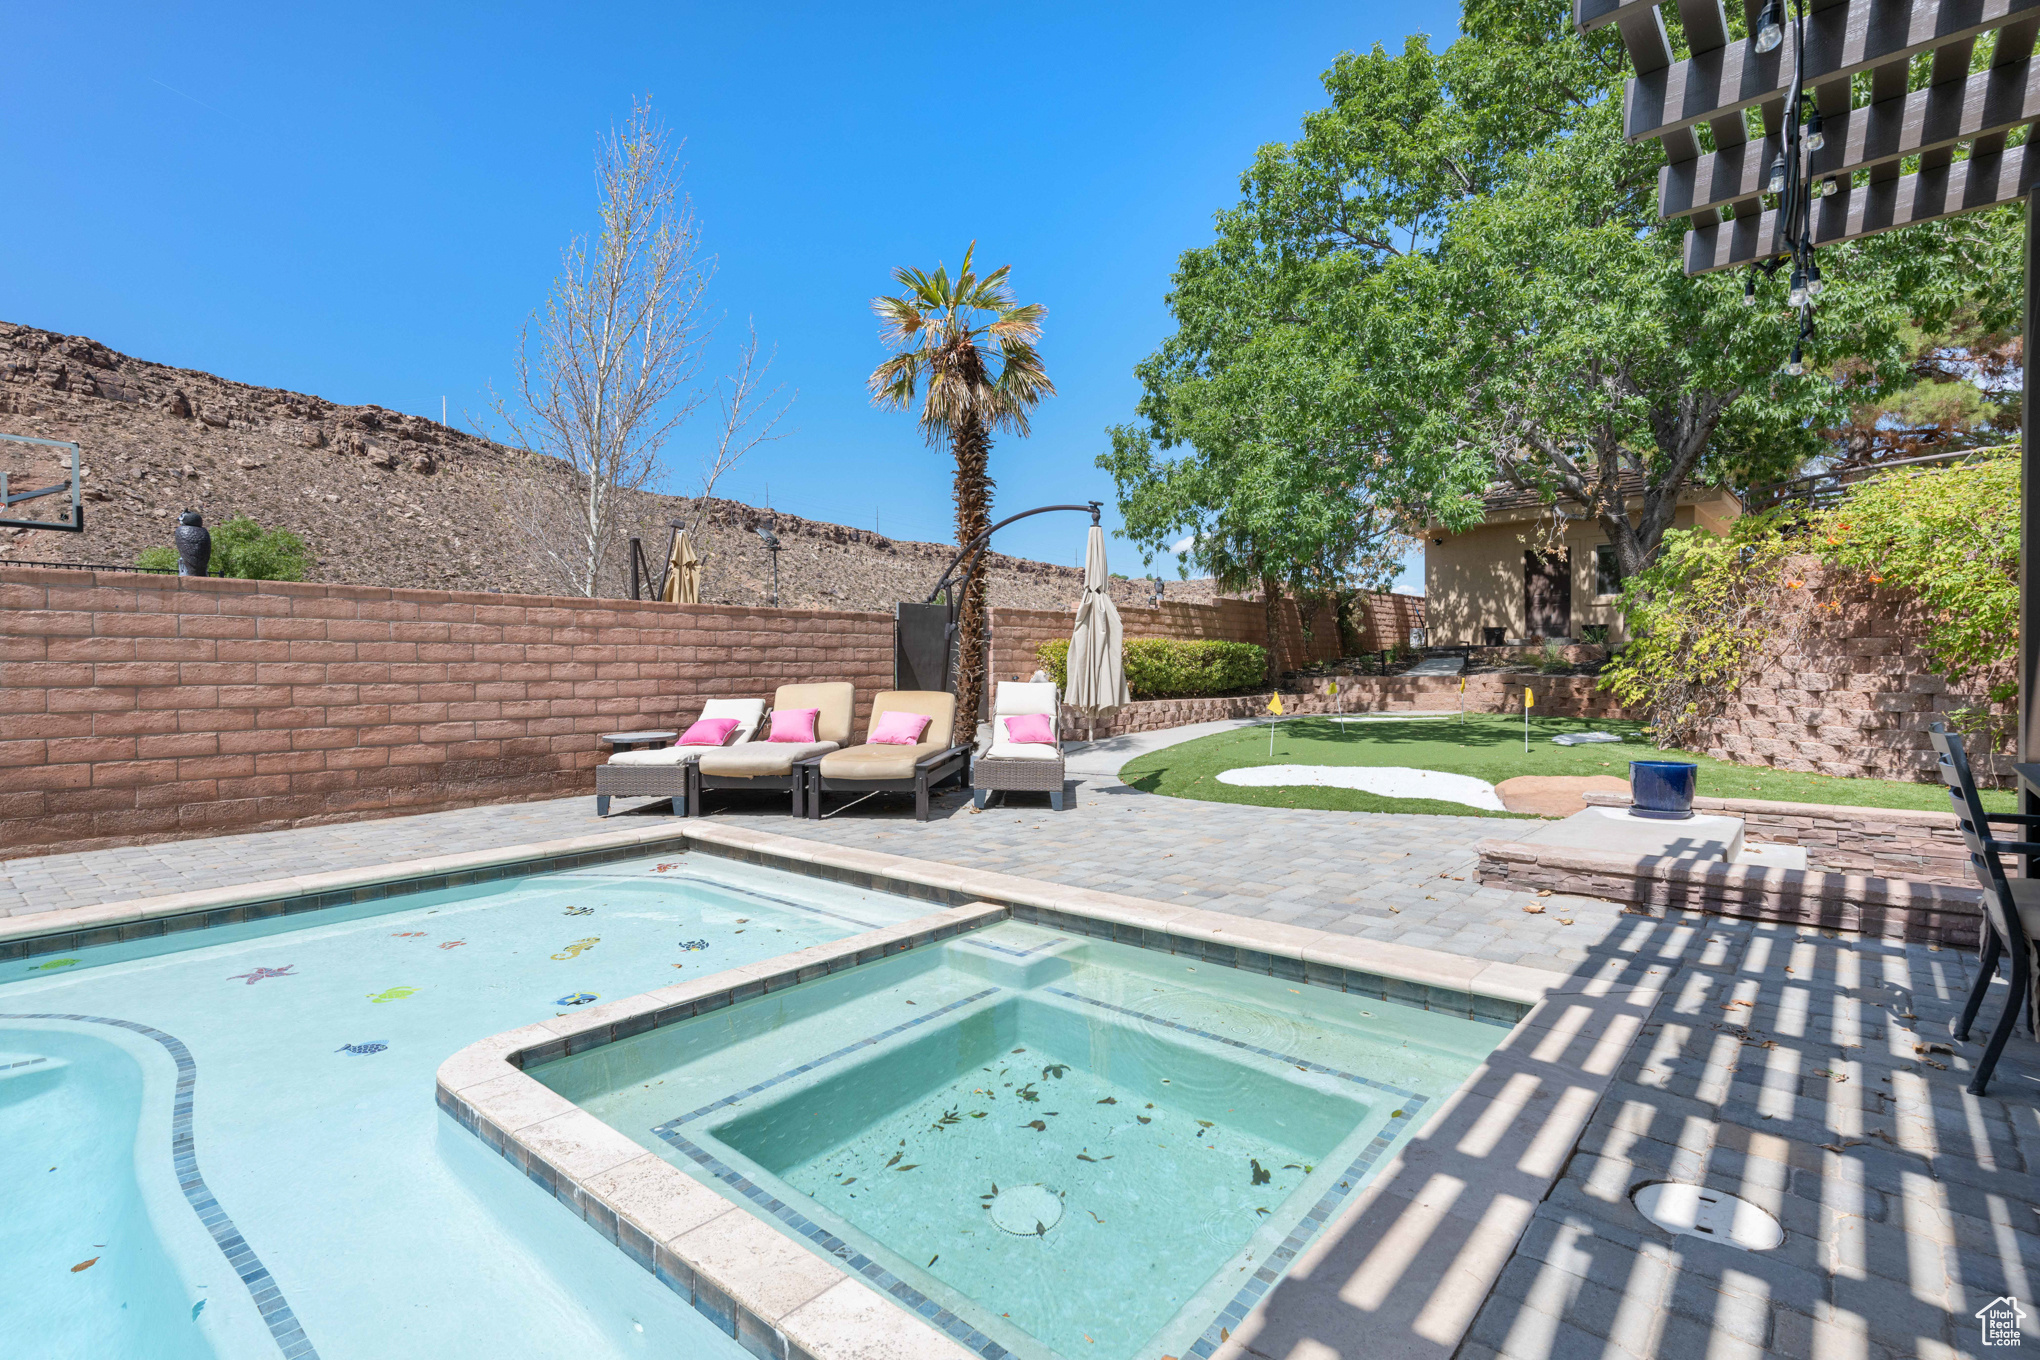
xmin=1116 ymin=714 xmax=2007 ymax=817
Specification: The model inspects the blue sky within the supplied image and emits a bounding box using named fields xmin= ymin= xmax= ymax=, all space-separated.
xmin=2 ymin=1 xmax=1456 ymax=590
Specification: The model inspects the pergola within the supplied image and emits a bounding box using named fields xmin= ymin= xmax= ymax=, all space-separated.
xmin=1576 ymin=0 xmax=2040 ymax=767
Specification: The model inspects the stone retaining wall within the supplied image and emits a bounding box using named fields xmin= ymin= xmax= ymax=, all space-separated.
xmin=1698 ymin=557 xmax=2013 ymax=782
xmin=1474 ymin=837 xmax=1983 ymax=946
xmin=0 ymin=567 xmax=895 ymax=856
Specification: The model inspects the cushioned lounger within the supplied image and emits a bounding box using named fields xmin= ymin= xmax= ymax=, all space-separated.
xmin=972 ymin=680 xmax=1066 ymax=811
xmin=801 ymin=690 xmax=971 ymax=822
xmin=593 ymin=697 xmax=766 ymax=817
xmin=690 ymin=682 xmax=854 ymax=818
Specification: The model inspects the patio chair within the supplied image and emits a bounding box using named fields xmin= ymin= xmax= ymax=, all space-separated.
xmin=971 ymin=680 xmax=1067 ymax=811
xmin=594 ymin=697 xmax=767 ymax=817
xmin=801 ymin=691 xmax=971 ymax=822
xmin=1929 ymin=724 xmax=2040 ymax=1097
xmin=690 ymin=683 xmax=854 ymax=818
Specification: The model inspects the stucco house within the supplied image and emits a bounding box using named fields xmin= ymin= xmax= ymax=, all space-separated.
xmin=1423 ymin=479 xmax=1742 ymax=646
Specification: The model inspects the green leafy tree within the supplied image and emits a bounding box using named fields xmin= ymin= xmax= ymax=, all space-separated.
xmin=868 ymin=244 xmax=1053 ymax=735
xmin=1104 ymin=0 xmax=2021 ymax=597
xmin=137 ymin=518 xmax=312 ymax=581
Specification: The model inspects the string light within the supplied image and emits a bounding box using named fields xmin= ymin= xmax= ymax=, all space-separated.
xmin=1804 ymin=108 xmax=1825 ymax=152
xmin=1754 ymin=0 xmax=1785 ymax=52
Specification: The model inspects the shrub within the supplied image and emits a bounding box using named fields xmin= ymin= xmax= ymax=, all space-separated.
xmin=1598 ymin=510 xmax=1797 ymax=747
xmin=136 ymin=518 xmax=312 ymax=581
xmin=1035 ymin=637 xmax=1269 ymax=699
xmin=1580 ymin=624 xmax=1609 ymax=646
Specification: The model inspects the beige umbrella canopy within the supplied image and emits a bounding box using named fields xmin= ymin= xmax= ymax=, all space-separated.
xmin=660 ymin=529 xmax=702 ymax=605
xmin=1066 ymin=524 xmax=1128 ymax=738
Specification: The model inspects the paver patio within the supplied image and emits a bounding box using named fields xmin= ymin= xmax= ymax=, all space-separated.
xmin=3 ymin=722 xmax=2035 ymax=1359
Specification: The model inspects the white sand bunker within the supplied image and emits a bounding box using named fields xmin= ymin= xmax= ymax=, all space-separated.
xmin=1216 ymin=764 xmax=1506 ymax=811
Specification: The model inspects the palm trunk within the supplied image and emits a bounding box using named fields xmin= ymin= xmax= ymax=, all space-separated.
xmin=952 ymin=414 xmax=994 ymax=740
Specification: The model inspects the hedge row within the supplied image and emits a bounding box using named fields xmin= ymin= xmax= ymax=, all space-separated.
xmin=1035 ymin=638 xmax=1269 ymax=700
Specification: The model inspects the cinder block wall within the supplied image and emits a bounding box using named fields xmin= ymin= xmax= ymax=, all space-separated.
xmin=0 ymin=568 xmax=894 ymax=856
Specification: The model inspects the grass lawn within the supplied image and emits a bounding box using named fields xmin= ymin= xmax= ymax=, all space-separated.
xmin=1116 ymin=715 xmax=2003 ymax=817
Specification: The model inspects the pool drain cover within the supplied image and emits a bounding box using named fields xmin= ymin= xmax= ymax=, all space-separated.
xmin=986 ymin=1184 xmax=1063 ymax=1237
xmin=1631 ymin=1182 xmax=1783 ymax=1251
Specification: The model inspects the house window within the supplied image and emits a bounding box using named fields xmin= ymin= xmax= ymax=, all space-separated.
xmin=1594 ymin=545 xmax=1623 ymax=597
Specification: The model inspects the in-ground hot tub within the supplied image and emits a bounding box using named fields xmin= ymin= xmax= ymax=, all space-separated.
xmin=529 ymin=918 xmax=1509 ymax=1360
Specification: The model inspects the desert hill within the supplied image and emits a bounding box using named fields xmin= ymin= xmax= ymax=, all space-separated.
xmin=0 ymin=321 xmax=1213 ymax=613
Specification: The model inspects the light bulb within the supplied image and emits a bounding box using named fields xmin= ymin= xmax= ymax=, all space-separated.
xmin=1784 ymin=341 xmax=1805 ymax=377
xmin=1807 ymin=262 xmax=1824 ymax=298
xmin=1804 ymin=109 xmax=1825 ymax=153
xmin=1754 ymin=0 xmax=1785 ymax=53
xmin=1788 ymin=268 xmax=1808 ymax=308
xmin=1822 ymin=176 xmax=1838 ymax=197
xmin=1766 ymin=159 xmax=1786 ymax=195
xmin=1743 ymin=270 xmax=1757 ymax=306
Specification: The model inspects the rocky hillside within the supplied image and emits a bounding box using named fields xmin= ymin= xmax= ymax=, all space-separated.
xmin=0 ymin=321 xmax=1215 ymax=612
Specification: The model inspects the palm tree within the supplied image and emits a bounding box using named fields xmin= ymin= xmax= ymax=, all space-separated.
xmin=869 ymin=243 xmax=1054 ymax=737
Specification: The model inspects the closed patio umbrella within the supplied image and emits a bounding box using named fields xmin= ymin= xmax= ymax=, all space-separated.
xmin=660 ymin=529 xmax=702 ymax=605
xmin=1066 ymin=524 xmax=1128 ymax=740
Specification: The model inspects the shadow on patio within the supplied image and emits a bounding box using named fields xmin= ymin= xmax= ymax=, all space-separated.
xmin=1218 ymin=913 xmax=2040 ymax=1360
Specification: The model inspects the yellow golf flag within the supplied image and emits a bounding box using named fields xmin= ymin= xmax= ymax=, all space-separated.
xmin=1327 ymin=681 xmax=1338 ymax=696
xmin=1268 ymin=693 xmax=1285 ymax=716
xmin=1459 ymin=676 xmax=1466 ymax=693
xmin=1524 ymin=686 xmax=1535 ymax=707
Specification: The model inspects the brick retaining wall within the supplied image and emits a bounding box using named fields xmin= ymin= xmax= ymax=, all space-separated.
xmin=1063 ymin=672 xmax=1631 ymax=740
xmin=1473 ymin=837 xmax=1983 ymax=946
xmin=0 ymin=567 xmax=894 ymax=856
xmin=1698 ymin=557 xmax=2012 ymax=782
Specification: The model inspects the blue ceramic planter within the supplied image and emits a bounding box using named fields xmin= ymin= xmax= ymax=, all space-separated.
xmin=1629 ymin=760 xmax=1697 ymax=820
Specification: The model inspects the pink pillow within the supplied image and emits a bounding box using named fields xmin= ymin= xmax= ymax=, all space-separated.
xmin=870 ymin=710 xmax=932 ymax=745
xmin=1003 ymin=713 xmax=1054 ymax=745
xmin=768 ymin=708 xmax=820 ymax=743
xmin=677 ymin=717 xmax=741 ymax=747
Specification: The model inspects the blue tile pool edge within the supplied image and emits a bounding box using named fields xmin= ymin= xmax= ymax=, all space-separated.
xmin=646 ymin=984 xmax=1431 ymax=1360
xmin=0 ymin=1011 xmax=320 ymax=1360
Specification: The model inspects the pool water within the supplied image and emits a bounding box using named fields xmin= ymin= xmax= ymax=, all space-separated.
xmin=0 ymin=852 xmax=930 ymax=1360
xmin=541 ymin=920 xmax=1504 ymax=1360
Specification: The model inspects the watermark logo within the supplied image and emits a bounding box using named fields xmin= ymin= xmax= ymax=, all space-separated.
xmin=1976 ymin=1296 xmax=2028 ymax=1347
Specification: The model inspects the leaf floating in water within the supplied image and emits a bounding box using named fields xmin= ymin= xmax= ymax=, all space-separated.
xmin=933 ymin=1108 xmax=961 ymax=1130
xmin=1077 ymin=1154 xmax=1098 ymax=1162
xmin=191 ymin=1300 xmax=206 ymax=1320
xmin=1016 ymin=1083 xmax=1040 ymax=1103
xmin=886 ymin=1151 xmax=903 ymax=1168
xmin=71 ymin=1258 xmax=98 ymax=1273
xmin=1145 ymin=1103 xmax=1154 ymax=1109
xmin=928 ymin=1255 xmax=939 ymax=1267
xmin=1034 ymin=1220 xmax=1048 ymax=1237
xmin=1024 ymin=1120 xmax=1047 ymax=1132
xmin=969 ymin=1111 xmax=987 ymax=1119
xmin=1042 ymin=1063 xmax=1069 ymax=1080
xmin=1250 ymin=1159 xmax=1272 ymax=1186
xmin=841 ymin=1178 xmax=857 ymax=1186
xmin=1097 ymin=1096 xmax=1117 ymax=1105
xmin=1196 ymin=1120 xmax=1213 ymax=1128
xmin=1220 ymin=1328 xmax=1229 ymax=1342
xmin=896 ymin=1164 xmax=919 ymax=1172
xmin=1390 ymin=1109 xmax=1405 ymax=1119
xmin=1255 ymin=1207 xmax=1270 ymax=1216
xmin=1086 ymin=1209 xmax=1105 ymax=1224
xmin=1284 ymin=1164 xmax=1303 ymax=1170
xmin=1136 ymin=1116 xmax=1151 ymax=1124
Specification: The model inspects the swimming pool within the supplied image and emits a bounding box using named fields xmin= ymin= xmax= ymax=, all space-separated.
xmin=0 ymin=851 xmax=932 ymax=1359
xmin=534 ymin=918 xmax=1505 ymax=1360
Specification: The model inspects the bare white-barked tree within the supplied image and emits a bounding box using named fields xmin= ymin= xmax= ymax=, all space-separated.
xmin=493 ymin=97 xmax=790 ymax=597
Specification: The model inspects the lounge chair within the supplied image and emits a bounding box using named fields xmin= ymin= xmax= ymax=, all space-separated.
xmin=690 ymin=682 xmax=854 ymax=818
xmin=972 ymin=680 xmax=1066 ymax=811
xmin=801 ymin=691 xmax=970 ymax=821
xmin=594 ymin=697 xmax=767 ymax=817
